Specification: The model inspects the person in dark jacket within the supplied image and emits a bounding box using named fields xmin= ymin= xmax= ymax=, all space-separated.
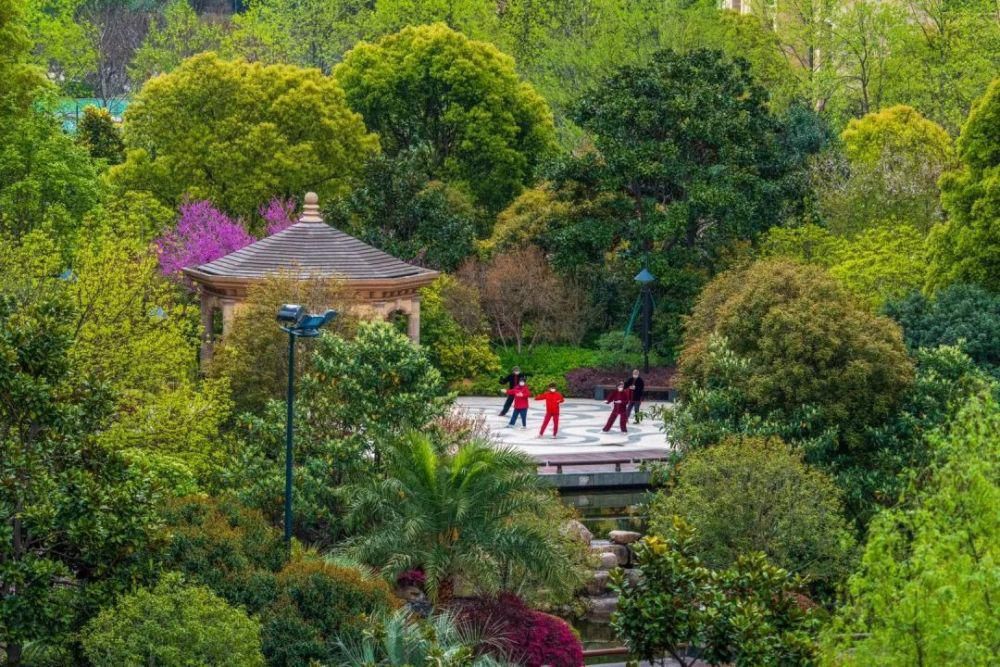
xmin=498 ymin=366 xmax=528 ymax=416
xmin=602 ymin=381 xmax=632 ymax=433
xmin=624 ymin=368 xmax=645 ymax=424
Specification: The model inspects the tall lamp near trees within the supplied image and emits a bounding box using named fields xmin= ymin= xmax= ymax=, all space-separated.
xmin=625 ymin=268 xmax=656 ymax=372
xmin=277 ymin=304 xmax=337 ymax=546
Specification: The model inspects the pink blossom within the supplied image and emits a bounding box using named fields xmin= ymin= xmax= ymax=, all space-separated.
xmin=156 ymin=200 xmax=256 ymax=281
xmin=261 ymin=197 xmax=299 ymax=236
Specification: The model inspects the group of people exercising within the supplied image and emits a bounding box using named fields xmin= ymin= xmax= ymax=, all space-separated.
xmin=498 ymin=366 xmax=645 ymax=438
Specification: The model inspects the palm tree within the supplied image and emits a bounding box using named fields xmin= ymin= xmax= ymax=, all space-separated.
xmin=342 ymin=433 xmax=578 ymax=602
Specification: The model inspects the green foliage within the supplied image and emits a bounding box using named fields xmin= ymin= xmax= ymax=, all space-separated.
xmin=159 ymin=495 xmax=287 ymax=612
xmin=676 ymin=259 xmax=914 ymax=452
xmin=0 ymin=231 xmax=163 ymax=661
xmin=233 ymin=321 xmax=448 ymax=544
xmin=827 ymin=225 xmax=929 ymax=310
xmin=75 ymin=105 xmax=124 ymax=165
xmin=420 ymin=275 xmax=499 ymax=384
xmin=263 ymin=559 xmax=398 ymax=665
xmin=81 ymin=572 xmax=265 ymax=667
xmin=612 ymin=521 xmax=820 ymax=667
xmin=159 ymin=495 xmax=397 ymax=666
xmin=112 ymin=52 xmax=377 ymax=221
xmin=815 ymin=105 xmax=954 ymax=236
xmin=820 ymin=395 xmax=1000 ymax=665
xmin=466 ymin=344 xmax=605 ymax=396
xmin=329 ymin=147 xmax=479 ymax=271
xmin=563 ymin=48 xmax=820 ymax=351
xmin=129 ymin=0 xmax=225 ymax=84
xmin=97 ymin=379 xmax=234 ymax=491
xmin=928 ymin=79 xmax=1000 ymax=292
xmin=207 ymin=271 xmax=357 ymax=414
xmin=66 ymin=225 xmax=200 ymax=398
xmin=885 ymin=283 xmax=1000 ymax=379
xmin=335 ymin=23 xmax=556 ymax=212
xmin=650 ymin=437 xmax=856 ymax=598
xmin=335 ymin=608 xmax=511 ymax=667
xmin=760 ymin=224 xmax=846 ymax=267
xmin=343 ymin=433 xmax=586 ymax=603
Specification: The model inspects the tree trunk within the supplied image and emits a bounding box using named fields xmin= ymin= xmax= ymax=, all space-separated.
xmin=6 ymin=643 xmax=22 ymax=667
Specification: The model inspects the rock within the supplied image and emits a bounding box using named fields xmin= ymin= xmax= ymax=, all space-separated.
xmin=590 ymin=541 xmax=629 ymax=566
xmin=626 ymin=568 xmax=643 ymax=587
xmin=609 ymin=530 xmax=642 ymax=545
xmin=597 ymin=552 xmax=619 ymax=570
xmin=586 ymin=570 xmax=610 ymax=596
xmin=586 ymin=595 xmax=618 ymax=623
xmin=562 ymin=519 xmax=593 ymax=546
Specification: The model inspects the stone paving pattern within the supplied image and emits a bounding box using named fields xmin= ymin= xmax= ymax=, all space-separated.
xmin=455 ymin=396 xmax=673 ymax=458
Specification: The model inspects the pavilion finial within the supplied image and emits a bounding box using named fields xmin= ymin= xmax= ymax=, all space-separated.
xmin=300 ymin=192 xmax=322 ymax=223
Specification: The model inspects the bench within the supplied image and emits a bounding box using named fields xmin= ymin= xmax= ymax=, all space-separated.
xmin=593 ymin=384 xmax=676 ymax=401
xmin=537 ymin=456 xmax=667 ymax=474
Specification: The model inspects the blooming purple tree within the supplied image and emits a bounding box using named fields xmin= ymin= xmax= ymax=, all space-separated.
xmin=261 ymin=197 xmax=299 ymax=236
xmin=156 ymin=200 xmax=256 ymax=281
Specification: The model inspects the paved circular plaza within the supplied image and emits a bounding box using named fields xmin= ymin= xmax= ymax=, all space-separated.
xmin=455 ymin=396 xmax=673 ymax=457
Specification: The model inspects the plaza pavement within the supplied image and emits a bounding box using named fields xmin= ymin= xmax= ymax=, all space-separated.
xmin=454 ymin=396 xmax=673 ymax=458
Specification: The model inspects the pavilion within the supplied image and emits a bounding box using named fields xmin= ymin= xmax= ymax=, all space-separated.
xmin=183 ymin=192 xmax=438 ymax=361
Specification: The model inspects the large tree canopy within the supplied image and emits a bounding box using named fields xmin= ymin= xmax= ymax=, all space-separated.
xmin=111 ymin=52 xmax=378 ymax=221
xmin=927 ymin=78 xmax=1000 ymax=292
xmin=561 ymin=48 xmax=822 ymax=348
xmin=334 ymin=23 xmax=557 ymax=212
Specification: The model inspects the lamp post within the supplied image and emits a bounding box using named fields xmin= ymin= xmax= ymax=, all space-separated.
xmin=634 ymin=268 xmax=655 ymax=373
xmin=277 ymin=304 xmax=337 ymax=547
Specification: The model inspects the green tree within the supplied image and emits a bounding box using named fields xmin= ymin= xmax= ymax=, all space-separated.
xmin=676 ymin=259 xmax=914 ymax=452
xmin=0 ymin=0 xmax=99 ymax=245
xmin=650 ymin=437 xmax=855 ymax=598
xmin=329 ymin=147 xmax=479 ymax=272
xmin=111 ymin=52 xmax=377 ymax=221
xmin=334 ymin=23 xmax=556 ymax=212
xmin=827 ymin=225 xmax=929 ymax=310
xmin=129 ymin=0 xmax=225 ymax=84
xmin=81 ymin=573 xmax=265 ymax=667
xmin=927 ymin=78 xmax=1000 ymax=292
xmin=207 ymin=270 xmax=357 ymax=414
xmin=564 ymin=48 xmax=821 ymax=350
xmin=233 ymin=321 xmax=448 ymax=543
xmin=419 ymin=275 xmax=499 ymax=384
xmin=612 ymin=521 xmax=820 ymax=667
xmin=343 ymin=433 xmax=585 ymax=603
xmin=815 ymin=105 xmax=955 ymax=236
xmin=885 ymin=283 xmax=1000 ymax=379
xmin=820 ymin=395 xmax=1000 ymax=665
xmin=75 ymin=105 xmax=125 ymax=165
xmin=0 ymin=231 xmax=162 ymax=666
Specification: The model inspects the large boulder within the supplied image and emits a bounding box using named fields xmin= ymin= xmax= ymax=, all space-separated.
xmin=562 ymin=519 xmax=593 ymax=545
xmin=609 ymin=530 xmax=642 ymax=545
xmin=586 ymin=570 xmax=610 ymax=596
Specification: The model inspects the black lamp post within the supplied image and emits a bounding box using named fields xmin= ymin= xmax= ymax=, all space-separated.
xmin=276 ymin=304 xmax=337 ymax=547
xmin=634 ymin=268 xmax=655 ymax=373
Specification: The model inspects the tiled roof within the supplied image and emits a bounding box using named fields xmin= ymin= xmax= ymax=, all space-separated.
xmin=185 ymin=193 xmax=435 ymax=282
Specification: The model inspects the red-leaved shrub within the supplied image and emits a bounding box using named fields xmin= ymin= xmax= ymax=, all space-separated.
xmin=453 ymin=593 xmax=583 ymax=667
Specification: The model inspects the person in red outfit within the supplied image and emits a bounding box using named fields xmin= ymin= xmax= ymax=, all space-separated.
xmin=504 ymin=379 xmax=532 ymax=428
xmin=602 ymin=381 xmax=631 ymax=433
xmin=535 ymin=383 xmax=565 ymax=438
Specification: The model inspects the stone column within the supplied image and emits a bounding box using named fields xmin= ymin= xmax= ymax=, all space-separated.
xmin=220 ymin=299 xmax=237 ymax=336
xmin=408 ymin=298 xmax=421 ymax=345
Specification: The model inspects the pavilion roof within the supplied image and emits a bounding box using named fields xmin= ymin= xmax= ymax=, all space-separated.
xmin=183 ymin=193 xmax=436 ymax=283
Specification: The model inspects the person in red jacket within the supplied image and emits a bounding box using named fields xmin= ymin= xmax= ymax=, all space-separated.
xmin=534 ymin=383 xmax=565 ymax=438
xmin=504 ymin=379 xmax=532 ymax=429
xmin=602 ymin=381 xmax=632 ymax=433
